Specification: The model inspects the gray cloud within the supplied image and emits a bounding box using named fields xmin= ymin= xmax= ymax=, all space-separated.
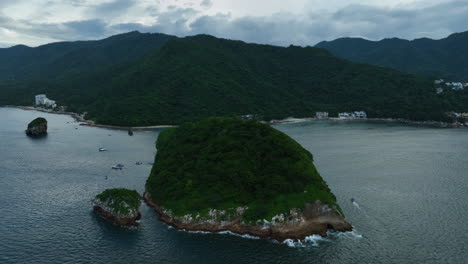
xmin=1 ymin=0 xmax=468 ymax=47
xmin=200 ymin=0 xmax=213 ymax=8
xmin=92 ymin=0 xmax=137 ymax=17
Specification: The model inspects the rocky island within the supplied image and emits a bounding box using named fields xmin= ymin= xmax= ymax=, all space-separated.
xmin=93 ymin=188 xmax=142 ymax=226
xmin=25 ymin=117 xmax=47 ymax=137
xmin=145 ymin=117 xmax=352 ymax=241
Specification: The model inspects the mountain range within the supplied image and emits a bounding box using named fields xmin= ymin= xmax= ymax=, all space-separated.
xmin=0 ymin=31 xmax=466 ymax=126
xmin=316 ymin=31 xmax=468 ymax=81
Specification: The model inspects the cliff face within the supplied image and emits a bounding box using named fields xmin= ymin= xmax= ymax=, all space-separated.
xmin=144 ymin=192 xmax=352 ymax=241
xmin=25 ymin=117 xmax=47 ymax=137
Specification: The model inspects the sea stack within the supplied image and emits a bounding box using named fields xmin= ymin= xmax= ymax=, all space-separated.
xmin=25 ymin=117 xmax=47 ymax=137
xmin=145 ymin=117 xmax=352 ymax=241
xmin=93 ymin=188 xmax=142 ymax=226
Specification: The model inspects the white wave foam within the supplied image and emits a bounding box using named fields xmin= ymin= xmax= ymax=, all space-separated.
xmin=327 ymin=229 xmax=363 ymax=240
xmin=218 ymin=230 xmax=260 ymax=240
xmin=283 ymin=238 xmax=304 ymax=247
xmin=343 ymin=230 xmax=363 ymax=239
xmin=183 ymin=230 xmax=211 ymax=234
xmin=283 ymin=230 xmax=363 ymax=248
xmin=282 ymin=235 xmax=326 ymax=248
xmin=176 ymin=229 xmax=260 ymax=239
xmin=304 ymin=234 xmax=326 ymax=246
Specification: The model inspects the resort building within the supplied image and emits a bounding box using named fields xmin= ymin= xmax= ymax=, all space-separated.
xmin=338 ymin=111 xmax=367 ymax=119
xmin=445 ymin=82 xmax=464 ymax=90
xmin=354 ymin=111 xmax=367 ymax=119
xmin=35 ymin=94 xmax=56 ymax=108
xmin=315 ymin=112 xmax=329 ymax=119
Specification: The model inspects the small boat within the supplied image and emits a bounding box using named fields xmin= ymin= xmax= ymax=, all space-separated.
xmin=99 ymin=148 xmax=107 ymax=152
xmin=135 ymin=161 xmax=143 ymax=165
xmin=112 ymin=164 xmax=124 ymax=170
xmin=350 ymin=197 xmax=356 ymax=203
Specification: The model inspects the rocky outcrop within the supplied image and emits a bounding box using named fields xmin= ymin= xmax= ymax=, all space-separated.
xmin=92 ymin=188 xmax=142 ymax=227
xmin=25 ymin=117 xmax=47 ymax=137
xmin=93 ymin=204 xmax=141 ymax=226
xmin=144 ymin=192 xmax=352 ymax=241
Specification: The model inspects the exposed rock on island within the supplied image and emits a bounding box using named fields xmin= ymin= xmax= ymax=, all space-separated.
xmin=25 ymin=117 xmax=47 ymax=137
xmin=93 ymin=188 xmax=142 ymax=226
xmin=145 ymin=117 xmax=352 ymax=241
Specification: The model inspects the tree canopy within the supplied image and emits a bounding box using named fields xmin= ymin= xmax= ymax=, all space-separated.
xmin=146 ymin=117 xmax=341 ymax=222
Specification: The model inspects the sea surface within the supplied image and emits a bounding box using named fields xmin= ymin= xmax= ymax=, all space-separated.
xmin=1 ymin=107 xmax=468 ymax=264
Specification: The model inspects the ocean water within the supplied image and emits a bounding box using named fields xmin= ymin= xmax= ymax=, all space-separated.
xmin=1 ymin=107 xmax=468 ymax=263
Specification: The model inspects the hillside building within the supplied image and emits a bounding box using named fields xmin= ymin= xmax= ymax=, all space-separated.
xmin=35 ymin=94 xmax=56 ymax=108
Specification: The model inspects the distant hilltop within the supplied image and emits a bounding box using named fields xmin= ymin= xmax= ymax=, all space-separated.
xmin=316 ymin=31 xmax=468 ymax=81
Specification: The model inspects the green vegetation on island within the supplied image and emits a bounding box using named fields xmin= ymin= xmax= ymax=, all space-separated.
xmin=146 ymin=117 xmax=342 ymax=222
xmin=95 ymin=188 xmax=141 ymax=217
xmin=25 ymin=117 xmax=47 ymax=136
xmin=27 ymin=117 xmax=47 ymax=129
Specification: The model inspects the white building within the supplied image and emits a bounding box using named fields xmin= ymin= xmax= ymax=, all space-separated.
xmin=338 ymin=112 xmax=351 ymax=119
xmin=338 ymin=111 xmax=367 ymax=119
xmin=354 ymin=111 xmax=367 ymax=119
xmin=35 ymin=94 xmax=46 ymax=105
xmin=434 ymin=79 xmax=444 ymax=84
xmin=445 ymin=82 xmax=464 ymax=90
xmin=35 ymin=94 xmax=56 ymax=108
xmin=436 ymin=88 xmax=444 ymax=94
xmin=315 ymin=112 xmax=329 ymax=119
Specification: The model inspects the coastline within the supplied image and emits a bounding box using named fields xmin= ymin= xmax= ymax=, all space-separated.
xmin=268 ymin=117 xmax=467 ymax=128
xmin=143 ymin=192 xmax=352 ymax=242
xmin=1 ymin=105 xmax=176 ymax=130
xmin=3 ymin=105 xmax=465 ymax=129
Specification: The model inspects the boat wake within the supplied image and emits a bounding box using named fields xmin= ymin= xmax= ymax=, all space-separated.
xmin=352 ymin=201 xmax=361 ymax=210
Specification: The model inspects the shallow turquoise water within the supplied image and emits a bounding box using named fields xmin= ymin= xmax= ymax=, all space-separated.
xmin=1 ymin=107 xmax=468 ymax=263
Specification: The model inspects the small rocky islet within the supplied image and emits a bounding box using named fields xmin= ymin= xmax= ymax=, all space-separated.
xmin=144 ymin=117 xmax=352 ymax=241
xmin=93 ymin=188 xmax=142 ymax=226
xmin=25 ymin=117 xmax=47 ymax=137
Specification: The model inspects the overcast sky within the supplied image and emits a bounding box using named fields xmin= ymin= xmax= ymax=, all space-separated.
xmin=0 ymin=0 xmax=467 ymax=47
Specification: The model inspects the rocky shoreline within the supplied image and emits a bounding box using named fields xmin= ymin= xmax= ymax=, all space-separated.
xmin=143 ymin=192 xmax=352 ymax=242
xmin=93 ymin=205 xmax=141 ymax=226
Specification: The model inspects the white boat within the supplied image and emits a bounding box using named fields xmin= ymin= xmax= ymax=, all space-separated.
xmin=99 ymin=148 xmax=107 ymax=152
xmin=112 ymin=164 xmax=124 ymax=170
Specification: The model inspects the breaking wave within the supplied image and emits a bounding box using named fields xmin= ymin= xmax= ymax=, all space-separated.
xmin=282 ymin=229 xmax=363 ymax=248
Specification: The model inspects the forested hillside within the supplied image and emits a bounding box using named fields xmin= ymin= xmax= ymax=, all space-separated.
xmin=316 ymin=31 xmax=468 ymax=80
xmin=1 ymin=33 xmax=466 ymax=126
xmin=0 ymin=31 xmax=174 ymax=81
